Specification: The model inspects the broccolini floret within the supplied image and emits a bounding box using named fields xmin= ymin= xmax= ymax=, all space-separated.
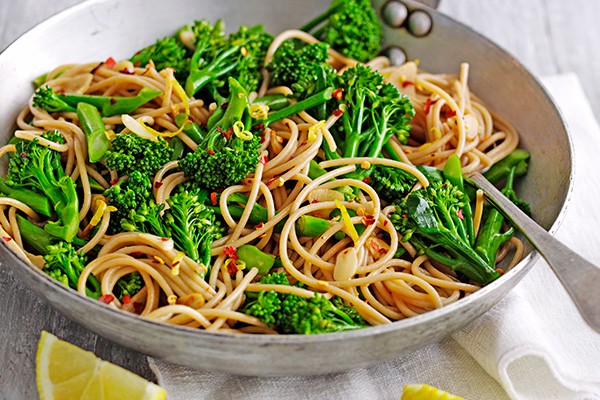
xmin=390 ymin=157 xmax=501 ymax=285
xmin=180 ymin=77 xmax=261 ymax=190
xmin=301 ymin=0 xmax=383 ymax=62
xmin=130 ymin=36 xmax=189 ymax=80
xmin=369 ymin=164 xmax=419 ymax=203
xmin=103 ymin=170 xmax=153 ymax=234
xmin=325 ymin=65 xmax=414 ymax=182
xmin=114 ymin=272 xmax=143 ymax=300
xmin=267 ymin=40 xmax=335 ymax=100
xmin=103 ymin=133 xmax=173 ymax=177
xmin=122 ymin=184 xmax=223 ymax=272
xmin=242 ymin=272 xmax=367 ymax=334
xmin=43 ymin=241 xmax=101 ymax=299
xmin=183 ymin=20 xmax=272 ymax=97
xmin=6 ymin=131 xmax=79 ymax=242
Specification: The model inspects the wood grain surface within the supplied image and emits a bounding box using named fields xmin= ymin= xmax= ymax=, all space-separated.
xmin=1 ymin=1 xmax=598 ymax=398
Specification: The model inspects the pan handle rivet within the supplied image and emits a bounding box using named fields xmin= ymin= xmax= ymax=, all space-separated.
xmin=382 ymin=1 xmax=409 ymax=28
xmin=382 ymin=46 xmax=407 ymax=66
xmin=407 ymin=10 xmax=432 ymax=37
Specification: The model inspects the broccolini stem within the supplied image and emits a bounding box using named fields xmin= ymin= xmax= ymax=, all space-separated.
xmin=483 ymin=148 xmax=531 ymax=185
xmin=174 ymin=113 xmax=204 ymax=144
xmin=206 ymin=77 xmax=249 ymax=149
xmin=443 ymin=154 xmax=475 ymax=245
xmin=263 ymin=87 xmax=333 ymax=127
xmin=474 ymin=208 xmax=514 ymax=266
xmin=252 ymin=94 xmax=290 ymax=111
xmin=17 ymin=215 xmax=87 ymax=254
xmin=76 ymin=103 xmax=110 ymax=163
xmin=410 ymin=233 xmax=501 ymax=284
xmin=0 ymin=177 xmax=52 ymax=217
xmin=16 ymin=215 xmax=55 ymax=256
xmin=61 ymin=86 xmax=162 ymax=117
xmin=300 ymin=0 xmax=341 ymax=33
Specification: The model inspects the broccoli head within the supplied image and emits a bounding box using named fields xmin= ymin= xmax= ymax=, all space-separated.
xmin=369 ymin=164 xmax=419 ymax=203
xmin=130 ymin=36 xmax=189 ymax=80
xmin=114 ymin=272 xmax=143 ymax=300
xmin=103 ymin=132 xmax=173 ymax=177
xmin=104 ymin=170 xmax=153 ymax=234
xmin=242 ymin=272 xmax=367 ymax=334
xmin=43 ymin=241 xmax=101 ymax=299
xmin=301 ymin=0 xmax=383 ymax=62
xmin=180 ymin=77 xmax=261 ymax=190
xmin=267 ymin=40 xmax=335 ymax=99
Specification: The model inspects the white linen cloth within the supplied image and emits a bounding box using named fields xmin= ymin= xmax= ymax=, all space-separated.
xmin=149 ymin=74 xmax=600 ymax=400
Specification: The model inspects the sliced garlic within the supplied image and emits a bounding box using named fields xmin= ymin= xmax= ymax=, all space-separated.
xmin=463 ymin=114 xmax=480 ymax=140
xmin=334 ymin=247 xmax=358 ymax=281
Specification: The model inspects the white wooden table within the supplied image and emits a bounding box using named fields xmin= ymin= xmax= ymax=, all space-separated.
xmin=1 ymin=0 xmax=599 ymax=397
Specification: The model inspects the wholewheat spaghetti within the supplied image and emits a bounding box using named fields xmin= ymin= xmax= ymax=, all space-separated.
xmin=0 ymin=25 xmax=524 ymax=334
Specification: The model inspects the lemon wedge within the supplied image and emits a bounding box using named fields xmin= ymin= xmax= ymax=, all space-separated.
xmin=36 ymin=331 xmax=166 ymax=400
xmin=401 ymin=384 xmax=464 ymax=400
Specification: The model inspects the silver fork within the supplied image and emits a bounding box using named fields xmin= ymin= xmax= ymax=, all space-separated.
xmin=468 ymin=172 xmax=600 ymax=333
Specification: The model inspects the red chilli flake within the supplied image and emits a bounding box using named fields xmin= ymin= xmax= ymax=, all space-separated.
xmin=402 ymin=81 xmax=414 ymax=88
xmin=109 ymin=98 xmax=117 ymax=105
xmin=371 ymin=240 xmax=381 ymax=253
xmin=121 ymin=295 xmax=131 ymax=304
xmin=260 ymin=155 xmax=268 ymax=165
xmin=363 ymin=177 xmax=371 ymax=184
xmin=253 ymin=123 xmax=265 ymax=131
xmin=456 ymin=209 xmax=464 ymax=220
xmin=130 ymin=251 xmax=143 ymax=258
xmin=362 ymin=215 xmax=376 ymax=226
xmin=333 ymin=108 xmax=344 ymax=117
xmin=332 ymin=88 xmax=343 ymax=100
xmin=134 ymin=60 xmax=141 ymax=67
xmin=20 ymin=152 xmax=27 ymax=158
xmin=109 ymin=179 xmax=118 ymax=185
xmin=207 ymin=149 xmax=215 ymax=156
xmin=383 ymin=220 xmax=388 ymax=226
xmin=2 ymin=236 xmax=12 ymax=242
xmin=119 ymin=68 xmax=135 ymax=75
xmin=423 ymin=98 xmax=437 ymax=115
xmin=154 ymin=181 xmax=163 ymax=189
xmin=445 ymin=109 xmax=457 ymax=118
xmin=223 ymin=245 xmax=239 ymax=261
xmin=256 ymin=222 xmax=265 ymax=229
xmin=105 ymin=57 xmax=116 ymax=69
xmin=226 ymin=262 xmax=238 ymax=276
xmin=210 ymin=192 xmax=218 ymax=206
xmin=311 ymin=199 xmax=319 ymax=204
xmin=216 ymin=126 xmax=232 ymax=140
xmin=99 ymin=294 xmax=115 ymax=304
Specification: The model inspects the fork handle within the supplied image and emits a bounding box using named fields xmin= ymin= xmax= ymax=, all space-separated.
xmin=469 ymin=172 xmax=600 ymax=332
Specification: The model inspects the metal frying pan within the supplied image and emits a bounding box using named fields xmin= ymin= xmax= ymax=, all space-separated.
xmin=0 ymin=0 xmax=572 ymax=376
